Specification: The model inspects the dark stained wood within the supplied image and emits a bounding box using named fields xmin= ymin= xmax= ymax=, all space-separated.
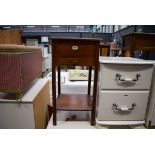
xmin=52 ymin=43 xmax=57 ymax=125
xmin=58 ymin=66 xmax=61 ymax=95
xmin=51 ymin=38 xmax=100 ymax=126
xmin=47 ymin=104 xmax=53 ymax=121
xmin=88 ymin=66 xmax=92 ymax=95
xmin=56 ymin=58 xmax=95 ymax=66
xmin=56 ymin=94 xmax=92 ymax=111
xmin=123 ymin=32 xmax=155 ymax=52
xmin=91 ymin=44 xmax=99 ymax=126
xmin=49 ymin=37 xmax=101 ymax=42
xmin=54 ymin=43 xmax=96 ymax=58
xmin=52 ymin=41 xmax=97 ymax=66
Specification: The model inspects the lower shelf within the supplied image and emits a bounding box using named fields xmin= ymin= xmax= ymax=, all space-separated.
xmin=56 ymin=94 xmax=92 ymax=111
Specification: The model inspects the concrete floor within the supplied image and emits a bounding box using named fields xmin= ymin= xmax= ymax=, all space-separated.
xmin=47 ymin=111 xmax=146 ymax=129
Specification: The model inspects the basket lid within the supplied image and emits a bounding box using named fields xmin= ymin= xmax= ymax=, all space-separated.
xmin=0 ymin=44 xmax=41 ymax=52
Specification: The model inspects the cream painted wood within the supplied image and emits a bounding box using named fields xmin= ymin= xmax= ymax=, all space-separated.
xmin=100 ymin=64 xmax=153 ymax=90
xmin=150 ymin=108 xmax=155 ymax=126
xmin=0 ymin=79 xmax=50 ymax=129
xmin=97 ymin=57 xmax=155 ymax=126
xmin=97 ymin=90 xmax=149 ymax=121
xmin=99 ymin=57 xmax=155 ymax=65
xmin=145 ymin=65 xmax=155 ymax=127
xmin=0 ymin=103 xmax=35 ymax=129
xmin=96 ymin=120 xmax=145 ymax=125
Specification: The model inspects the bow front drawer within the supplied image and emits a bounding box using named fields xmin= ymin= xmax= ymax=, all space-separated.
xmin=97 ymin=90 xmax=149 ymax=121
xmin=100 ymin=64 xmax=153 ymax=90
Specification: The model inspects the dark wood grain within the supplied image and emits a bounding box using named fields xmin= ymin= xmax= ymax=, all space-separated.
xmin=88 ymin=66 xmax=92 ymax=95
xmin=58 ymin=66 xmax=61 ymax=95
xmin=91 ymin=44 xmax=99 ymax=126
xmin=56 ymin=58 xmax=95 ymax=66
xmin=49 ymin=37 xmax=101 ymax=42
xmin=56 ymin=94 xmax=92 ymax=111
xmin=52 ymin=43 xmax=57 ymax=125
xmin=123 ymin=32 xmax=155 ymax=52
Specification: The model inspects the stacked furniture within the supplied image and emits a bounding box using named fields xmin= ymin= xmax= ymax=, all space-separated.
xmin=0 ymin=44 xmax=42 ymax=99
xmin=50 ymin=37 xmax=100 ymax=126
xmin=96 ymin=57 xmax=155 ymax=125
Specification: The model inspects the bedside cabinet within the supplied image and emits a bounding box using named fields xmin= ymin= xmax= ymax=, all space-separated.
xmin=96 ymin=57 xmax=155 ymax=125
xmin=50 ymin=37 xmax=100 ymax=126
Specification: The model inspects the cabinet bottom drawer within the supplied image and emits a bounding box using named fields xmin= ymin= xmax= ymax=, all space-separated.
xmin=97 ymin=90 xmax=149 ymax=121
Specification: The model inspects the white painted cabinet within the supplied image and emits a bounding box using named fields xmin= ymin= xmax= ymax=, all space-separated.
xmin=100 ymin=64 xmax=153 ymax=90
xmin=145 ymin=65 xmax=155 ymax=128
xmin=97 ymin=90 xmax=149 ymax=121
xmin=96 ymin=57 xmax=155 ymax=125
xmin=0 ymin=79 xmax=50 ymax=129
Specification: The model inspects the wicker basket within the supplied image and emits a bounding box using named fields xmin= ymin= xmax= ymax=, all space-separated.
xmin=0 ymin=44 xmax=42 ymax=98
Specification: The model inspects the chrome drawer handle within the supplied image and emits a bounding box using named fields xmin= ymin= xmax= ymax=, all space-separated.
xmin=72 ymin=46 xmax=79 ymax=50
xmin=112 ymin=103 xmax=136 ymax=112
xmin=116 ymin=74 xmax=141 ymax=83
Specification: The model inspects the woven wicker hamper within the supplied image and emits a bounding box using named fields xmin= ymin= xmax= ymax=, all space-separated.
xmin=0 ymin=44 xmax=42 ymax=98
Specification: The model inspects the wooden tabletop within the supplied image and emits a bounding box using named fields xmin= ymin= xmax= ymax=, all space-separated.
xmin=49 ymin=37 xmax=101 ymax=42
xmin=123 ymin=32 xmax=155 ymax=37
xmin=0 ymin=44 xmax=41 ymax=52
xmin=123 ymin=32 xmax=155 ymax=51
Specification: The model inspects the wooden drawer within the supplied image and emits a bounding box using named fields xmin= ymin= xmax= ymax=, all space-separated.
xmin=97 ymin=90 xmax=149 ymax=121
xmin=54 ymin=42 xmax=96 ymax=59
xmin=100 ymin=64 xmax=153 ymax=90
xmin=56 ymin=58 xmax=95 ymax=66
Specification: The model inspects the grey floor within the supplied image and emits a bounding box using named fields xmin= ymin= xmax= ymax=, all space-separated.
xmin=47 ymin=111 xmax=146 ymax=129
xmin=46 ymin=71 xmax=146 ymax=129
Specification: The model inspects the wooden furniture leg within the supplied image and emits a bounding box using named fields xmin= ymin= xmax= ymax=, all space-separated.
xmin=52 ymin=64 xmax=57 ymax=125
xmin=88 ymin=66 xmax=92 ymax=96
xmin=58 ymin=66 xmax=61 ymax=95
xmin=91 ymin=65 xmax=98 ymax=126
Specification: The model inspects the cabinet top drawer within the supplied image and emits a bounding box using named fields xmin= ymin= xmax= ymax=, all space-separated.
xmin=100 ymin=63 xmax=153 ymax=90
xmin=51 ymin=38 xmax=100 ymax=64
xmin=99 ymin=57 xmax=155 ymax=65
xmin=53 ymin=43 xmax=98 ymax=59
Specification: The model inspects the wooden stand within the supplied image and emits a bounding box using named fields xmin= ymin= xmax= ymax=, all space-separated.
xmin=50 ymin=38 xmax=100 ymax=126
